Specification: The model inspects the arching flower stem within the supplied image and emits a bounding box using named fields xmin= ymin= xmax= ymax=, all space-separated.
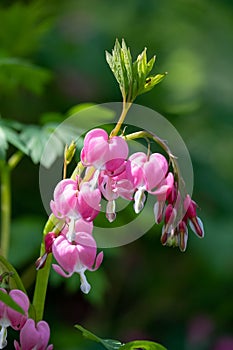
xmin=110 ymin=100 xmax=132 ymax=138
xmin=124 ymin=130 xmax=183 ymax=189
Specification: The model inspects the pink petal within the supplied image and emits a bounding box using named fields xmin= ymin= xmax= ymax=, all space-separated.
xmin=52 ymin=264 xmax=73 ymax=278
xmin=83 ymin=128 xmax=108 ymax=146
xmin=14 ymin=340 xmax=20 ymax=350
xmin=104 ymin=136 xmax=129 ymax=174
xmin=144 ymin=153 xmax=168 ymax=191
xmin=105 ymin=158 xmax=126 ymax=176
xmin=127 ymin=152 xmax=147 ymax=187
xmin=75 ymin=232 xmax=97 ymax=249
xmin=151 ymin=172 xmax=174 ymax=199
xmin=18 ymin=319 xmax=52 ymax=350
xmin=77 ymin=183 xmax=101 ymax=221
xmin=93 ymin=251 xmax=104 ymax=270
xmin=154 ymin=201 xmax=165 ymax=224
xmin=81 ymin=129 xmax=109 ymax=168
xmin=128 ymin=152 xmax=147 ymax=164
xmin=53 ymin=179 xmax=76 ymax=203
xmin=8 ymin=290 xmax=29 ymax=330
xmin=51 ymin=179 xmax=78 ymax=219
xmin=108 ymin=136 xmax=129 ymax=160
xmin=189 ymin=217 xmax=204 ymax=238
xmin=52 ymin=235 xmax=78 ymax=273
xmin=75 ymin=218 xmax=93 ymax=235
xmin=36 ymin=320 xmax=51 ymax=349
xmin=83 ymin=137 xmax=109 ymax=167
xmin=18 ymin=319 xmax=40 ymax=349
xmin=75 ymin=232 xmax=97 ymax=268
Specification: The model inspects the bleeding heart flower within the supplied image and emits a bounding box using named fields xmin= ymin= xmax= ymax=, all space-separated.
xmin=50 ymin=178 xmax=101 ymax=222
xmin=14 ymin=318 xmax=53 ymax=350
xmin=0 ymin=289 xmax=29 ymax=349
xmin=126 ymin=152 xmax=169 ymax=213
xmin=81 ymin=128 xmax=128 ymax=175
xmin=99 ymin=169 xmax=134 ymax=222
xmin=52 ymin=232 xmax=103 ymax=294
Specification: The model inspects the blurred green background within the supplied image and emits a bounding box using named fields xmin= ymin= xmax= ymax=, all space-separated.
xmin=1 ymin=0 xmax=233 ymax=349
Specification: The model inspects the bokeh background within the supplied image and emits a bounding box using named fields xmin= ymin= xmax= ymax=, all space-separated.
xmin=0 ymin=0 xmax=233 ymax=349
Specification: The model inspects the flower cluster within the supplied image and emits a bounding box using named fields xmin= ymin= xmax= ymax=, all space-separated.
xmin=0 ymin=288 xmax=52 ymax=350
xmin=39 ymin=128 xmax=204 ymax=293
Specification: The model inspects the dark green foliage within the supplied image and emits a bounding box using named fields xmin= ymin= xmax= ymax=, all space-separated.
xmin=75 ymin=325 xmax=167 ymax=350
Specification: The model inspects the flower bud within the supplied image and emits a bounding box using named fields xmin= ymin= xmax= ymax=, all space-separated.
xmin=45 ymin=232 xmax=57 ymax=254
xmin=178 ymin=221 xmax=188 ymax=252
xmin=64 ymin=141 xmax=76 ymax=165
xmin=35 ymin=232 xmax=57 ymax=270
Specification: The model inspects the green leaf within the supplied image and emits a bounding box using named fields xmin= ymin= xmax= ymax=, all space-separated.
xmin=0 ymin=118 xmax=23 ymax=131
xmin=120 ymin=340 xmax=167 ymax=350
xmin=140 ymin=73 xmax=167 ymax=95
xmin=121 ymin=39 xmax=133 ymax=88
xmin=0 ymin=58 xmax=52 ymax=95
xmin=0 ymin=290 xmax=24 ymax=315
xmin=21 ymin=104 xmax=115 ymax=168
xmin=0 ymin=119 xmax=28 ymax=158
xmin=0 ymin=1 xmax=53 ymax=57
xmin=0 ymin=255 xmax=35 ymax=319
xmin=20 ymin=125 xmax=50 ymax=164
xmin=75 ymin=324 xmax=122 ymax=350
xmin=0 ymin=255 xmax=26 ymax=293
xmin=106 ymin=39 xmax=166 ymax=102
xmin=75 ymin=325 xmax=167 ymax=350
xmin=106 ymin=39 xmax=129 ymax=98
xmin=0 ymin=127 xmax=8 ymax=160
xmin=20 ymin=121 xmax=79 ymax=168
xmin=3 ymin=126 xmax=28 ymax=154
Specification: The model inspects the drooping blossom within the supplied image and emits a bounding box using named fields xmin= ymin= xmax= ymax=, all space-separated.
xmin=184 ymin=195 xmax=204 ymax=238
xmin=14 ymin=318 xmax=53 ymax=350
xmin=158 ymin=188 xmax=204 ymax=251
xmin=99 ymin=168 xmax=134 ymax=222
xmin=0 ymin=289 xmax=29 ymax=349
xmin=153 ymin=172 xmax=174 ymax=224
xmin=81 ymin=128 xmax=128 ymax=175
xmin=36 ymin=220 xmax=94 ymax=271
xmin=52 ymin=229 xmax=103 ymax=294
xmin=126 ymin=152 xmax=169 ymax=213
xmin=50 ymin=178 xmax=101 ymax=222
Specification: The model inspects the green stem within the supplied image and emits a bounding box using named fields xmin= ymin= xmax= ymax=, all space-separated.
xmin=0 ymin=152 xmax=24 ymax=259
xmin=0 ymin=162 xmax=11 ymax=259
xmin=8 ymin=151 xmax=24 ymax=170
xmin=32 ymin=214 xmax=57 ymax=322
xmin=32 ymin=254 xmax=52 ymax=322
xmin=110 ymin=100 xmax=132 ymax=137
